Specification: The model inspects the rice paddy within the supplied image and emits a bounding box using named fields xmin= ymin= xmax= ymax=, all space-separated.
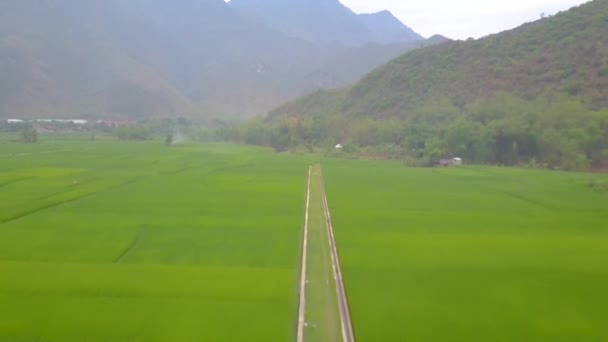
xmin=0 ymin=135 xmax=310 ymax=341
xmin=323 ymin=159 xmax=608 ymax=341
xmin=1 ymin=134 xmax=607 ymax=341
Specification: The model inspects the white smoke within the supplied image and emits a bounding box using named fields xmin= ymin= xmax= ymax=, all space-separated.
xmin=172 ymin=128 xmax=187 ymax=145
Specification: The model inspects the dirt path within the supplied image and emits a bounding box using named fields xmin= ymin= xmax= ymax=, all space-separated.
xmin=296 ymin=165 xmax=354 ymax=342
xmin=296 ymin=166 xmax=312 ymax=342
xmin=320 ymin=171 xmax=355 ymax=342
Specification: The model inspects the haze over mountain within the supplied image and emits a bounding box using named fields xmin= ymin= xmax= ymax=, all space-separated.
xmin=0 ymin=0 xmax=434 ymax=120
xmin=256 ymin=1 xmax=608 ymax=169
xmin=228 ymin=0 xmax=423 ymax=46
xmin=358 ymin=10 xmax=423 ymax=44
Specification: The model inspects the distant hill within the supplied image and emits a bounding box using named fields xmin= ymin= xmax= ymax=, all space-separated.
xmin=230 ymin=0 xmax=424 ymax=46
xmin=358 ymin=10 xmax=424 ymax=44
xmin=0 ymin=0 xmax=318 ymax=119
xmin=229 ymin=0 xmax=369 ymax=46
xmin=255 ymin=1 xmax=608 ymax=170
xmin=0 ymin=0 xmax=437 ymax=120
xmin=1 ymin=1 xmax=199 ymax=118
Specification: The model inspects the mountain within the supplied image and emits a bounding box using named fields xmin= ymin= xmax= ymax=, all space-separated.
xmin=0 ymin=0 xmax=434 ymax=120
xmin=358 ymin=10 xmax=424 ymax=44
xmin=257 ymin=1 xmax=608 ymax=169
xmin=229 ymin=0 xmax=374 ymax=46
xmin=0 ymin=0 xmax=322 ymax=119
xmin=229 ymin=0 xmax=424 ymax=46
xmin=0 ymin=0 xmax=192 ymax=119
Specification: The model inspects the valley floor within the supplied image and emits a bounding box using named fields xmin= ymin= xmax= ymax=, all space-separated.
xmin=0 ymin=135 xmax=311 ymax=341
xmin=0 ymin=134 xmax=607 ymax=341
xmin=323 ymin=159 xmax=608 ymax=341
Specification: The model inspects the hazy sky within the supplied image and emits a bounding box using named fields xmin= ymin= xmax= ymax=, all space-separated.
xmin=341 ymin=0 xmax=591 ymax=39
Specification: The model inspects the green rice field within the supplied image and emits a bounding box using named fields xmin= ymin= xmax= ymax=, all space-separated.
xmin=0 ymin=135 xmax=310 ymax=341
xmin=1 ymin=133 xmax=607 ymax=341
xmin=323 ymin=159 xmax=608 ymax=341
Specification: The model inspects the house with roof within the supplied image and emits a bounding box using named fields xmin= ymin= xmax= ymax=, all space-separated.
xmin=438 ymin=157 xmax=463 ymax=167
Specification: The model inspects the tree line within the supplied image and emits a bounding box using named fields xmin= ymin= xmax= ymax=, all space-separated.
xmin=223 ymin=92 xmax=608 ymax=171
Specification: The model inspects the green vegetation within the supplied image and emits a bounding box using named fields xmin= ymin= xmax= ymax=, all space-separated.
xmin=1 ymin=133 xmax=606 ymax=341
xmin=19 ymin=126 xmax=38 ymax=144
xmin=0 ymin=122 xmax=40 ymax=144
xmin=302 ymin=165 xmax=342 ymax=342
xmin=3 ymin=0 xmax=608 ymax=340
xmin=0 ymin=135 xmax=311 ymax=341
xmin=323 ymin=159 xmax=608 ymax=341
xmin=115 ymin=125 xmax=151 ymax=141
xmin=588 ymin=177 xmax=608 ymax=193
xmin=254 ymin=1 xmax=608 ymax=170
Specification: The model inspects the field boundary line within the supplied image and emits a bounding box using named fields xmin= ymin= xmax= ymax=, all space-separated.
xmin=320 ymin=168 xmax=355 ymax=342
xmin=113 ymin=225 xmax=145 ymax=264
xmin=496 ymin=189 xmax=558 ymax=210
xmin=1 ymin=193 xmax=97 ymax=224
xmin=0 ymin=176 xmax=35 ymax=188
xmin=0 ymin=178 xmax=138 ymax=224
xmin=296 ymin=166 xmax=312 ymax=342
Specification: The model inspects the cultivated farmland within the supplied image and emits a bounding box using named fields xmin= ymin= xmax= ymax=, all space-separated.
xmin=323 ymin=159 xmax=608 ymax=341
xmin=2 ymin=133 xmax=608 ymax=341
xmin=0 ymin=135 xmax=311 ymax=341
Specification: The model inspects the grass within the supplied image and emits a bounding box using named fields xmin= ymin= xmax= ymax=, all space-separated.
xmin=323 ymin=160 xmax=608 ymax=341
xmin=0 ymin=134 xmax=311 ymax=341
xmin=302 ymin=165 xmax=341 ymax=342
xmin=2 ymin=133 xmax=608 ymax=341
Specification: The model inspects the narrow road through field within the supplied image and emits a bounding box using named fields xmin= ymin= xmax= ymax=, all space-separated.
xmin=297 ymin=166 xmax=312 ymax=342
xmin=320 ymin=171 xmax=355 ymax=342
xmin=296 ymin=165 xmax=354 ymax=342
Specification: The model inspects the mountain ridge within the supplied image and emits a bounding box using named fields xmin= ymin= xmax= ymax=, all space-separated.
xmin=269 ymin=1 xmax=608 ymax=120
xmin=0 ymin=0 xmax=434 ymax=119
xmin=358 ymin=10 xmax=424 ymax=44
xmin=228 ymin=0 xmax=424 ymax=46
xmin=252 ymin=0 xmax=608 ymax=169
xmin=229 ymin=0 xmax=373 ymax=46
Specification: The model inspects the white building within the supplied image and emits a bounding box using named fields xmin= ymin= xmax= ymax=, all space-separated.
xmin=439 ymin=157 xmax=463 ymax=167
xmin=33 ymin=119 xmax=88 ymax=125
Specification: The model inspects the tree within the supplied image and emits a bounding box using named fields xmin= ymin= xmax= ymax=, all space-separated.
xmin=20 ymin=127 xmax=38 ymax=144
xmin=116 ymin=125 xmax=150 ymax=141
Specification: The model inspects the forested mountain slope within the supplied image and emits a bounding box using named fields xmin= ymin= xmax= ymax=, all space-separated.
xmin=258 ymin=0 xmax=608 ymax=170
xmin=0 ymin=0 xmax=436 ymax=119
